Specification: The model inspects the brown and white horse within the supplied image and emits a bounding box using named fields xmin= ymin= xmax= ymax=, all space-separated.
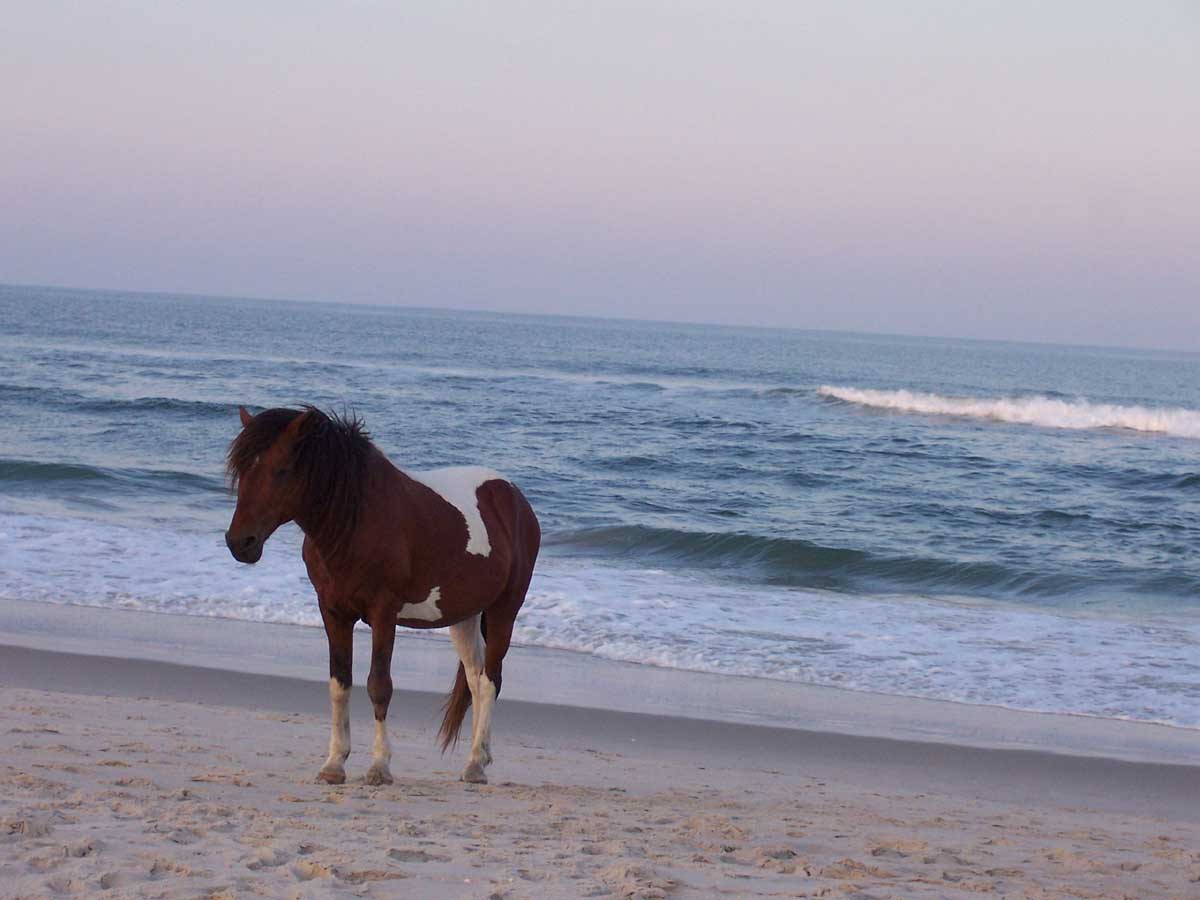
xmin=224 ymin=406 xmax=540 ymax=785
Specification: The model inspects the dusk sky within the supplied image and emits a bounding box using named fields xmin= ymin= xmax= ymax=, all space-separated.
xmin=2 ymin=2 xmax=1197 ymax=349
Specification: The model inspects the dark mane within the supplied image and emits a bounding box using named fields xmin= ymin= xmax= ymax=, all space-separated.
xmin=227 ymin=406 xmax=374 ymax=557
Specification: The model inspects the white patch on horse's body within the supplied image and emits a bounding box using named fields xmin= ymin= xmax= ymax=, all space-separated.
xmin=409 ymin=466 xmax=503 ymax=556
xmin=320 ymin=678 xmax=351 ymax=781
xmin=400 ymin=586 xmax=443 ymax=622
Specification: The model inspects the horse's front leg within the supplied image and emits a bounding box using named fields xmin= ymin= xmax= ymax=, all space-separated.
xmin=365 ymin=607 xmax=396 ymax=786
xmin=318 ymin=608 xmax=354 ymax=784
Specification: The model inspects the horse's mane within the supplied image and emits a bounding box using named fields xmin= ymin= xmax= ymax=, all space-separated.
xmin=226 ymin=406 xmax=373 ymax=558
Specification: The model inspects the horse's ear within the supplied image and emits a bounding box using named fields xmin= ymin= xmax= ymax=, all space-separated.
xmin=239 ymin=406 xmax=253 ymax=428
xmin=284 ymin=408 xmax=314 ymax=440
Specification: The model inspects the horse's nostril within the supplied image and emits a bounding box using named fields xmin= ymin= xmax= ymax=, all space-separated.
xmin=225 ymin=532 xmax=259 ymax=555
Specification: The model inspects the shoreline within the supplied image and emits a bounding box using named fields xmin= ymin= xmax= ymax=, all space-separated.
xmin=1 ymin=596 xmax=1196 ymax=767
xmin=3 ymin=641 xmax=1199 ymax=824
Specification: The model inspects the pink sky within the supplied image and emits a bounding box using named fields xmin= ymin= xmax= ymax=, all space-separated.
xmin=2 ymin=2 xmax=1198 ymax=348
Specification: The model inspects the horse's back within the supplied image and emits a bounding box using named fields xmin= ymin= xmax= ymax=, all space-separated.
xmin=408 ymin=466 xmax=539 ymax=573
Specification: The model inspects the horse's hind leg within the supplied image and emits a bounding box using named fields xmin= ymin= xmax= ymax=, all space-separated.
xmin=461 ymin=605 xmax=517 ymax=784
xmin=448 ymin=613 xmax=490 ymax=779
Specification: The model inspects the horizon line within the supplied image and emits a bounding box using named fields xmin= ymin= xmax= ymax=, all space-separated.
xmin=2 ymin=278 xmax=1196 ymax=358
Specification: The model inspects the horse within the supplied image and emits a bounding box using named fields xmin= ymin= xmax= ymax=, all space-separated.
xmin=224 ymin=405 xmax=540 ymax=786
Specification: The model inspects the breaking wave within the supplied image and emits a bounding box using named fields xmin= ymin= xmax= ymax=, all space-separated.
xmin=819 ymin=386 xmax=1200 ymax=439
xmin=544 ymin=524 xmax=1200 ymax=599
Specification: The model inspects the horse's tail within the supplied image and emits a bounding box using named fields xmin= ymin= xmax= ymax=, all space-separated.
xmin=437 ymin=661 xmax=472 ymax=753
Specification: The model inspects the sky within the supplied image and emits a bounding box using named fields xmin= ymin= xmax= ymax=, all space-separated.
xmin=2 ymin=1 xmax=1198 ymax=350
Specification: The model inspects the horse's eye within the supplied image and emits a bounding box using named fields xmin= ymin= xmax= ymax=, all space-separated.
xmin=274 ymin=468 xmax=290 ymax=478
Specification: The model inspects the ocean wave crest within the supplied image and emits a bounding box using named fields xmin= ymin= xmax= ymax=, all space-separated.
xmin=548 ymin=524 xmax=1075 ymax=597
xmin=0 ymin=458 xmax=224 ymax=494
xmin=547 ymin=523 xmax=1200 ymax=599
xmin=819 ymin=386 xmax=1200 ymax=439
xmin=0 ymin=383 xmax=241 ymax=419
xmin=72 ymin=396 xmax=241 ymax=418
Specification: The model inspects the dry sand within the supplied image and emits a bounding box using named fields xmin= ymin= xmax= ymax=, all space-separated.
xmin=2 ymin=643 xmax=1199 ymax=899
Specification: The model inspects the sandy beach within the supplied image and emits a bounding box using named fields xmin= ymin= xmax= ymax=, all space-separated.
xmin=0 ymin=605 xmax=1197 ymax=898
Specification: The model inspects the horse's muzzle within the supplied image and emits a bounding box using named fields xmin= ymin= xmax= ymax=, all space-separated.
xmin=225 ymin=531 xmax=263 ymax=564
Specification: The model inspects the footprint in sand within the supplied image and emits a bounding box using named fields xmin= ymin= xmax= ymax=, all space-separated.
xmin=597 ymin=863 xmax=674 ymax=900
xmin=870 ymin=838 xmax=929 ymax=859
xmin=291 ymin=858 xmax=333 ymax=881
xmin=1043 ymin=847 xmax=1109 ymax=871
xmin=756 ymin=845 xmax=798 ymax=860
xmin=821 ymin=858 xmax=896 ymax=880
xmin=42 ymin=876 xmax=88 ymax=894
xmin=336 ymin=869 xmax=409 ymax=885
xmin=98 ymin=872 xmax=125 ymax=890
xmin=108 ymin=800 xmax=146 ymax=819
xmin=245 ymin=847 xmax=290 ymax=870
xmin=985 ymin=866 xmax=1025 ymax=877
xmin=148 ymin=858 xmax=195 ymax=879
xmin=64 ymin=838 xmax=101 ymax=857
xmin=5 ymin=817 xmax=55 ymax=838
xmin=921 ymin=848 xmax=973 ymax=866
xmin=387 ymin=847 xmax=451 ymax=863
xmin=27 ymin=856 xmax=65 ymax=874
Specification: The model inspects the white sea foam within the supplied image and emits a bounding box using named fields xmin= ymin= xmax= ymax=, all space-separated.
xmin=819 ymin=385 xmax=1200 ymax=439
xmin=519 ymin=558 xmax=1200 ymax=729
xmin=2 ymin=508 xmax=1197 ymax=729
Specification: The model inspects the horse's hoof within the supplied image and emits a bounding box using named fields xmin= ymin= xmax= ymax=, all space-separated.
xmin=317 ymin=767 xmax=346 ymax=785
xmin=365 ymin=766 xmax=394 ymax=786
xmin=460 ymin=762 xmax=488 ymax=784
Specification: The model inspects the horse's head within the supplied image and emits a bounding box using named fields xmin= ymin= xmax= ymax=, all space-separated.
xmin=225 ymin=406 xmax=308 ymax=564
xmin=225 ymin=405 xmax=372 ymax=564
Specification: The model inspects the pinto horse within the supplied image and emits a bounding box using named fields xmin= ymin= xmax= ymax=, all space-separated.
xmin=224 ymin=406 xmax=540 ymax=785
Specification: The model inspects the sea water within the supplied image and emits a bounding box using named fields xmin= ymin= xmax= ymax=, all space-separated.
xmin=2 ymin=284 xmax=1197 ymax=727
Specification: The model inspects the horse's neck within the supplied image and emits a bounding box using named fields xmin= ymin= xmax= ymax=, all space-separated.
xmin=392 ymin=464 xmax=423 ymax=495
xmin=296 ymin=450 xmax=399 ymax=566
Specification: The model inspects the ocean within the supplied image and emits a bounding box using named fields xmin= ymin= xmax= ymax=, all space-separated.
xmin=2 ymin=284 xmax=1198 ymax=728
